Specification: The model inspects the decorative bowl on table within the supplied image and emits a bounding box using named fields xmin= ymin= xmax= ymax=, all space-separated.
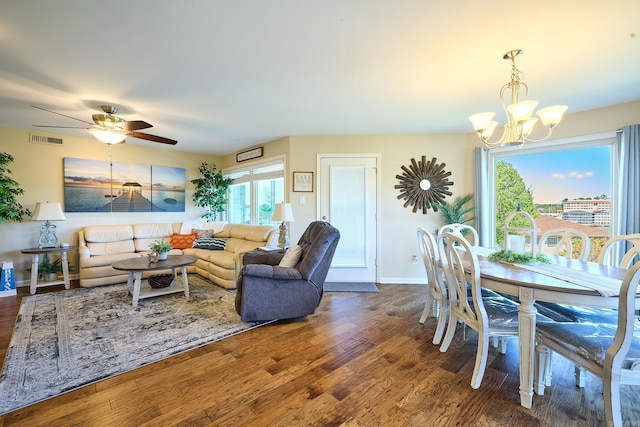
xmin=148 ymin=274 xmax=173 ymax=288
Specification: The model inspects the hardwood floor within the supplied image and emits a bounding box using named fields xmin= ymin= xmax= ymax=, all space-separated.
xmin=0 ymin=282 xmax=638 ymax=426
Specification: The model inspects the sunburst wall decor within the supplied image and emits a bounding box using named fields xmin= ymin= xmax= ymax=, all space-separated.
xmin=395 ymin=156 xmax=453 ymax=213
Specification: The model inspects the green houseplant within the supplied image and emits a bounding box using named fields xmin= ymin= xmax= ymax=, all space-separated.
xmin=435 ymin=193 xmax=475 ymax=226
xmin=149 ymin=239 xmax=172 ymax=261
xmin=0 ymin=152 xmax=31 ymax=223
xmin=39 ymin=254 xmax=62 ymax=281
xmin=191 ymin=162 xmax=234 ymax=221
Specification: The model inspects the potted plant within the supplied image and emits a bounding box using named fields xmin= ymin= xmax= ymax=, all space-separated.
xmin=39 ymin=254 xmax=62 ymax=281
xmin=191 ymin=162 xmax=234 ymax=221
xmin=435 ymin=193 xmax=475 ymax=226
xmin=0 ymin=152 xmax=31 ymax=223
xmin=149 ymin=239 xmax=172 ymax=261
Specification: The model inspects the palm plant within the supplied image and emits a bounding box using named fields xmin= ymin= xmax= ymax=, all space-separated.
xmin=435 ymin=193 xmax=475 ymax=225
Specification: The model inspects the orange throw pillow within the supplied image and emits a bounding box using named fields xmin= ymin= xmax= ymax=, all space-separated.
xmin=170 ymin=233 xmax=197 ymax=249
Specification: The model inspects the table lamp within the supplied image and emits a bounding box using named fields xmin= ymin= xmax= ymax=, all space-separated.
xmin=31 ymin=202 xmax=67 ymax=248
xmin=272 ymin=203 xmax=294 ymax=249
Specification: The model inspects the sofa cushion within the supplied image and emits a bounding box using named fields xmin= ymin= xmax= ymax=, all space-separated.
xmin=81 ymin=252 xmax=141 ymax=268
xmin=193 ymin=237 xmax=227 ymax=250
xmin=170 ymin=233 xmax=198 ymax=249
xmin=135 ymin=237 xmax=171 ymax=253
xmin=217 ymin=224 xmax=275 ymax=242
xmin=87 ymin=240 xmax=136 ymax=257
xmin=84 ymin=225 xmax=134 ymax=243
xmin=179 ymin=218 xmax=205 ymax=234
xmin=224 ymin=238 xmax=267 ymax=254
xmin=133 ymin=223 xmax=174 ymax=239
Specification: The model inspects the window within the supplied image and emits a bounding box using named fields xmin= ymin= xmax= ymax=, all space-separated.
xmin=224 ymin=157 xmax=284 ymax=224
xmin=486 ymin=133 xmax=617 ymax=257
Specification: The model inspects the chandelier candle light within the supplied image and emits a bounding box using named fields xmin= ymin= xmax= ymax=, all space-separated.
xmin=31 ymin=202 xmax=67 ymax=248
xmin=272 ymin=203 xmax=295 ymax=249
xmin=469 ymin=49 xmax=567 ymax=149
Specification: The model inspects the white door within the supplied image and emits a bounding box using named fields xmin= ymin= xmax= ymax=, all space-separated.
xmin=318 ymin=155 xmax=379 ymax=282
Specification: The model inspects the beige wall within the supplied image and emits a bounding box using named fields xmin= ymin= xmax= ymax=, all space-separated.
xmin=286 ymin=134 xmax=468 ymax=283
xmin=0 ymin=127 xmax=219 ymax=285
xmin=1 ymin=100 xmax=638 ymax=286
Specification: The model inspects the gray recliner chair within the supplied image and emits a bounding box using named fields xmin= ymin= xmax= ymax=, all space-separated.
xmin=235 ymin=221 xmax=340 ymax=322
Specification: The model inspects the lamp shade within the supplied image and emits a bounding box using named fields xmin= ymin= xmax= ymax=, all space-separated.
xmin=31 ymin=202 xmax=67 ymax=221
xmin=272 ymin=203 xmax=294 ymax=222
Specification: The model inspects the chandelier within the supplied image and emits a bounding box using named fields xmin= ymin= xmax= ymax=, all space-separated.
xmin=469 ymin=49 xmax=567 ymax=149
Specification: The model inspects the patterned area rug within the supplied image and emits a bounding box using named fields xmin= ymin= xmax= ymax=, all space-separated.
xmin=324 ymin=282 xmax=379 ymax=292
xmin=0 ymin=275 xmax=271 ymax=415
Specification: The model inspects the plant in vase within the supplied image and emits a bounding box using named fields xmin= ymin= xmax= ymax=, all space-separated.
xmin=191 ymin=162 xmax=234 ymax=221
xmin=149 ymin=239 xmax=172 ymax=261
xmin=39 ymin=254 xmax=62 ymax=281
xmin=434 ymin=193 xmax=475 ymax=226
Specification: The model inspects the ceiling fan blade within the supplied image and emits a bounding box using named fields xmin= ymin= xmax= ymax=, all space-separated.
xmin=32 ymin=105 xmax=94 ymax=126
xmin=121 ymin=120 xmax=153 ymax=131
xmin=127 ymin=131 xmax=177 ymax=145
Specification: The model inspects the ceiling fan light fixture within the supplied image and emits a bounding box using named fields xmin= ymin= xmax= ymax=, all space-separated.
xmin=90 ymin=129 xmax=126 ymax=144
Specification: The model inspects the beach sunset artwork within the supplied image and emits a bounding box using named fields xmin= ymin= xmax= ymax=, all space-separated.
xmin=63 ymin=158 xmax=185 ymax=212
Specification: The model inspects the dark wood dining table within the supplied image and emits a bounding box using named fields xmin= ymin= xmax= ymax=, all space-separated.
xmin=472 ymin=248 xmax=630 ymax=409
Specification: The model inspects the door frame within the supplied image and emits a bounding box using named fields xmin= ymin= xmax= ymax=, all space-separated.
xmin=316 ymin=153 xmax=381 ymax=283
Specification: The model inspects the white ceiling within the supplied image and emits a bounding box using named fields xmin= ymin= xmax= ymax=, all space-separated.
xmin=1 ymin=1 xmax=639 ymax=155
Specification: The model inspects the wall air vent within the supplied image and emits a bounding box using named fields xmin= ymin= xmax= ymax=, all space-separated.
xmin=29 ymin=133 xmax=64 ymax=146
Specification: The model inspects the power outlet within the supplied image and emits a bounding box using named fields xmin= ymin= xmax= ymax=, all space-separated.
xmin=412 ymin=255 xmax=419 ymax=264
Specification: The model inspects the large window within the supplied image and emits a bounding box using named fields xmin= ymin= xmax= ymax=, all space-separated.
xmin=224 ymin=157 xmax=284 ymax=224
xmin=486 ymin=133 xmax=617 ymax=259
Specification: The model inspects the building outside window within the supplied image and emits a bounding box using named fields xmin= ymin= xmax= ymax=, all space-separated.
xmin=224 ymin=157 xmax=284 ymax=225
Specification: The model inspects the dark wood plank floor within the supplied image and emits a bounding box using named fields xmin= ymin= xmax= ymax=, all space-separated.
xmin=0 ymin=281 xmax=638 ymax=426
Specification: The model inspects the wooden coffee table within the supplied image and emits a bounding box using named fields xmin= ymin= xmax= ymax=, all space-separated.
xmin=112 ymin=255 xmax=197 ymax=307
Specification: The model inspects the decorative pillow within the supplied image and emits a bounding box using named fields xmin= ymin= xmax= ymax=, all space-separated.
xmin=170 ymin=233 xmax=197 ymax=249
xmin=192 ymin=237 xmax=227 ymax=250
xmin=192 ymin=228 xmax=216 ymax=239
xmin=279 ymin=245 xmax=302 ymax=268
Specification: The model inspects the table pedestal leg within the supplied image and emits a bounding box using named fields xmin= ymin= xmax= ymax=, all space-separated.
xmin=61 ymin=251 xmax=70 ymax=290
xmin=132 ymin=272 xmax=142 ymax=307
xmin=181 ymin=266 xmax=189 ymax=300
xmin=518 ymin=287 xmax=537 ymax=409
xmin=30 ymin=254 xmax=39 ymax=295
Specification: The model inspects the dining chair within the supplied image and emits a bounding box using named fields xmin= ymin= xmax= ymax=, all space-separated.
xmin=538 ymin=228 xmax=590 ymax=261
xmin=597 ymin=233 xmax=640 ymax=269
xmin=534 ymin=262 xmax=640 ymax=427
xmin=536 ymin=228 xmax=618 ymax=387
xmin=439 ymin=223 xmax=479 ymax=246
xmin=438 ymin=231 xmax=520 ymax=389
xmin=417 ymin=227 xmax=448 ymax=344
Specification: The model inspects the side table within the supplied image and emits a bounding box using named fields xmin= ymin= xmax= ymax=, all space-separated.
xmin=20 ymin=246 xmax=76 ymax=295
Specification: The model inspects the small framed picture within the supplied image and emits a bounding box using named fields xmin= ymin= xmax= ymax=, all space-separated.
xmin=293 ymin=171 xmax=313 ymax=192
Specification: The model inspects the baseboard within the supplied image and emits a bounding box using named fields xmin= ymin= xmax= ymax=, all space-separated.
xmin=378 ymin=278 xmax=427 ymax=285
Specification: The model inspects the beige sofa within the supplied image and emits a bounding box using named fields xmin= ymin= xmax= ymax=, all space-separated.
xmin=78 ymin=222 xmax=277 ymax=289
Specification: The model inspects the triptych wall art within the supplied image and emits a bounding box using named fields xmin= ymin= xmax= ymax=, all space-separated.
xmin=63 ymin=157 xmax=186 ymax=213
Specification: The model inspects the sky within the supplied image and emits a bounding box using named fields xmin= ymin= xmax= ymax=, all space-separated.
xmin=63 ymin=157 xmax=185 ymax=190
xmin=503 ymin=146 xmax=611 ymax=204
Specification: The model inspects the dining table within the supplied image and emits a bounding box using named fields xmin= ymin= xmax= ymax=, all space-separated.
xmin=471 ymin=247 xmax=633 ymax=409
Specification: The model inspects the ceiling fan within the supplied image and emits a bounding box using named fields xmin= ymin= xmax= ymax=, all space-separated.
xmin=32 ymin=104 xmax=177 ymax=145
